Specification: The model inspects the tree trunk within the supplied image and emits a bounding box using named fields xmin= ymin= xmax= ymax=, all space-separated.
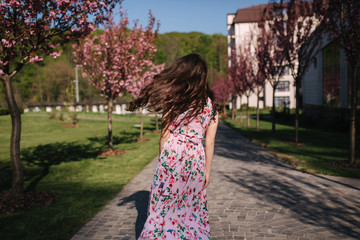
xmin=231 ymin=96 xmax=236 ymax=120
xmin=256 ymin=92 xmax=260 ymax=131
xmin=155 ymin=112 xmax=159 ymax=132
xmin=1 ymin=75 xmax=24 ymax=196
xmin=349 ymin=64 xmax=358 ymax=163
xmin=223 ymin=103 xmax=226 ymax=114
xmin=272 ymin=86 xmax=276 ymax=134
xmin=107 ymin=97 xmax=114 ymax=151
xmin=246 ymin=95 xmax=250 ymax=127
xmin=295 ymin=80 xmax=300 ymax=143
xmin=140 ymin=108 xmax=144 ymax=139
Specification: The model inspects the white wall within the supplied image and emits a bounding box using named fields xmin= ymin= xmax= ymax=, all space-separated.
xmin=302 ymin=33 xmax=349 ymax=109
xmin=227 ymin=17 xmax=297 ymax=109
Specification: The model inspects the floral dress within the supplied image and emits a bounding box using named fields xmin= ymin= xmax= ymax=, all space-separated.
xmin=138 ymin=98 xmax=216 ymax=240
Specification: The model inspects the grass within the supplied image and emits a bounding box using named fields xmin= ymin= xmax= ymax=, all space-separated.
xmin=0 ymin=112 xmax=160 ymax=240
xmin=223 ymin=113 xmax=360 ymax=178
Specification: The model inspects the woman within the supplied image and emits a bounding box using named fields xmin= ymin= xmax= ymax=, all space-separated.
xmin=129 ymin=53 xmax=219 ymax=239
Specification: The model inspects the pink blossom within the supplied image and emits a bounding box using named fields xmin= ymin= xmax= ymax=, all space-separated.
xmin=49 ymin=52 xmax=61 ymax=59
xmin=0 ymin=60 xmax=8 ymax=66
xmin=29 ymin=56 xmax=43 ymax=63
xmin=73 ymin=9 xmax=158 ymax=101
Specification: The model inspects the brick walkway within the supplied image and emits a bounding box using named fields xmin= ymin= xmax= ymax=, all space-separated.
xmin=72 ymin=122 xmax=360 ymax=240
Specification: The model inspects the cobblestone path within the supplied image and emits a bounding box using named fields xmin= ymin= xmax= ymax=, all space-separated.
xmin=72 ymin=122 xmax=360 ymax=240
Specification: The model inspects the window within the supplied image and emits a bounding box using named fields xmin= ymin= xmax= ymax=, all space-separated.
xmin=282 ymin=66 xmax=289 ymax=76
xmin=274 ymin=96 xmax=290 ymax=107
xmin=323 ymin=41 xmax=340 ymax=107
xmin=276 ymin=81 xmax=290 ymax=92
xmin=274 ymin=66 xmax=289 ymax=76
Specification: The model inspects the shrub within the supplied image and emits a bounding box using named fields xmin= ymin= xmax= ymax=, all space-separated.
xmin=68 ymin=112 xmax=78 ymax=125
xmin=0 ymin=106 xmax=9 ymax=115
xmin=59 ymin=112 xmax=64 ymax=121
xmin=0 ymin=106 xmax=24 ymax=115
xmin=18 ymin=106 xmax=24 ymax=114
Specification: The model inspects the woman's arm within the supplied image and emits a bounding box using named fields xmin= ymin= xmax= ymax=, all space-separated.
xmin=203 ymin=113 xmax=219 ymax=189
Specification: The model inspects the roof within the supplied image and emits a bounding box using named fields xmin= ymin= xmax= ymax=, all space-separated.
xmin=233 ymin=4 xmax=268 ymax=23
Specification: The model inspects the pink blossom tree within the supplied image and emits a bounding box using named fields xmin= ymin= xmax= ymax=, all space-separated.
xmin=228 ymin=48 xmax=243 ymax=121
xmin=314 ymin=0 xmax=360 ymax=163
xmin=247 ymin=29 xmax=266 ymax=131
xmin=212 ymin=76 xmax=231 ymax=114
xmin=127 ymin=63 xmax=164 ymax=139
xmin=257 ymin=18 xmax=287 ymax=134
xmin=241 ymin=45 xmax=257 ymax=128
xmin=0 ymin=0 xmax=120 ymax=196
xmin=73 ymin=10 xmax=158 ymax=152
xmin=229 ymin=44 xmax=256 ymax=127
xmin=268 ymin=0 xmax=322 ymax=141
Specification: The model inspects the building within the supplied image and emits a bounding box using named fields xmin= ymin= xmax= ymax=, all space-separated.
xmin=302 ymin=31 xmax=360 ymax=120
xmin=227 ymin=4 xmax=296 ymax=109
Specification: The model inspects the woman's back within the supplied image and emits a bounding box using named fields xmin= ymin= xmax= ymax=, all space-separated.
xmin=171 ymin=97 xmax=216 ymax=141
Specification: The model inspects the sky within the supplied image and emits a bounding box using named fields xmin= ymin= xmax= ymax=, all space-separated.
xmin=119 ymin=0 xmax=269 ymax=35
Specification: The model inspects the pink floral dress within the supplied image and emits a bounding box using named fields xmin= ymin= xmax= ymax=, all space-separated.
xmin=138 ymin=98 xmax=216 ymax=240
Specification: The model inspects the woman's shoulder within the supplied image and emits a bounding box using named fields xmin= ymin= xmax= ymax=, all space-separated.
xmin=206 ymin=97 xmax=213 ymax=107
xmin=206 ymin=97 xmax=216 ymax=112
xmin=205 ymin=97 xmax=217 ymax=119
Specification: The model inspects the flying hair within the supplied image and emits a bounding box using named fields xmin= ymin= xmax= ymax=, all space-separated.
xmin=128 ymin=53 xmax=219 ymax=132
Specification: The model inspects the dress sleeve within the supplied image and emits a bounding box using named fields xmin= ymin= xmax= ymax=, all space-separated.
xmin=210 ymin=106 xmax=217 ymax=121
xmin=208 ymin=98 xmax=217 ymax=122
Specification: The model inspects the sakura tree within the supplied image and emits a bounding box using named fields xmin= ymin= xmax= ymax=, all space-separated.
xmin=0 ymin=0 xmax=120 ymax=196
xmin=247 ymin=29 xmax=266 ymax=131
xmin=230 ymin=41 xmax=260 ymax=126
xmin=257 ymin=18 xmax=287 ymax=133
xmin=228 ymin=47 xmax=244 ymax=121
xmin=73 ymin=10 xmax=158 ymax=152
xmin=127 ymin=63 xmax=164 ymax=139
xmin=212 ymin=76 xmax=231 ymax=114
xmin=241 ymin=43 xmax=257 ymax=128
xmin=314 ymin=0 xmax=360 ymax=163
xmin=268 ymin=0 xmax=322 ymax=141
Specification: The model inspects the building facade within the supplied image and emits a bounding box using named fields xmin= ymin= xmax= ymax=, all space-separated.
xmin=227 ymin=5 xmax=296 ymax=109
xmin=302 ymin=32 xmax=360 ymax=119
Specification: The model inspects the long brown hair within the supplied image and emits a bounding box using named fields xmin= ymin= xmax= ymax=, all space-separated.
xmin=128 ymin=53 xmax=218 ymax=131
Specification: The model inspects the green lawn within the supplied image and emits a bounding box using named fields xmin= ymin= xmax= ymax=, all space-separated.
xmin=0 ymin=113 xmax=160 ymax=240
xmin=223 ymin=116 xmax=360 ymax=178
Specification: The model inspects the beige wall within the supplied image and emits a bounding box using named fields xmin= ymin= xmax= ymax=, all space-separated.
xmin=227 ymin=13 xmax=297 ymax=109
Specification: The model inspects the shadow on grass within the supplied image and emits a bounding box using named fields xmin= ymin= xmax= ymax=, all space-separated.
xmin=0 ymin=166 xmax=12 ymax=192
xmin=0 ymin=182 xmax=126 ymax=240
xmin=117 ymin=190 xmax=150 ymax=239
xmin=20 ymin=142 xmax=104 ymax=191
xmin=224 ymin=119 xmax=360 ymax=164
xmin=88 ymin=130 xmax=139 ymax=146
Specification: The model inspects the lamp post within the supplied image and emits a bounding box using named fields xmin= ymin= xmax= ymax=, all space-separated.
xmin=74 ymin=65 xmax=79 ymax=103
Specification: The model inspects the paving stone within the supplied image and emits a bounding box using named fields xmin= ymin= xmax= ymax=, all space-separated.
xmin=72 ymin=122 xmax=360 ymax=240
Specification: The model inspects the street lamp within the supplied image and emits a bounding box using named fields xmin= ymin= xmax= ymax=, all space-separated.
xmin=73 ymin=65 xmax=79 ymax=103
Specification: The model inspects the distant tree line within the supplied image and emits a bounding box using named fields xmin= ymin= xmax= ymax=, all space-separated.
xmin=154 ymin=32 xmax=227 ymax=83
xmin=0 ymin=31 xmax=227 ymax=104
